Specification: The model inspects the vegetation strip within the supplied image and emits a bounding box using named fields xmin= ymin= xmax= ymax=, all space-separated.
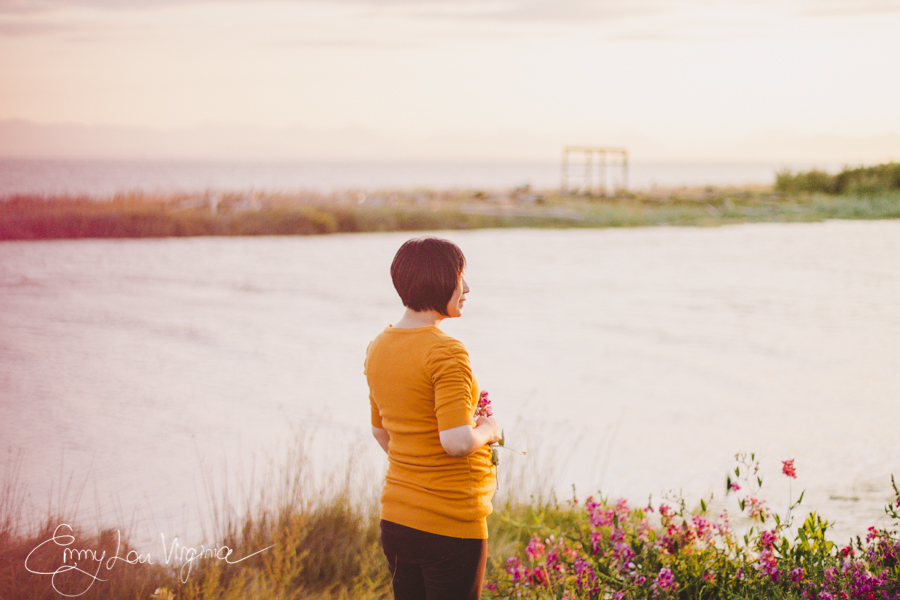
xmin=4 ymin=451 xmax=899 ymax=599
xmin=3 ymin=182 xmax=900 ymax=241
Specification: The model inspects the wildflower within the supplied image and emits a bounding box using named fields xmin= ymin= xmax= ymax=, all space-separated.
xmin=746 ymin=495 xmax=768 ymax=520
xmin=506 ymin=556 xmax=527 ymax=582
xmin=530 ymin=565 xmax=549 ymax=586
xmin=759 ymin=529 xmax=779 ymax=550
xmin=474 ymin=390 xmax=492 ymax=418
xmin=754 ymin=549 xmax=780 ymax=581
xmin=651 ymin=567 xmax=678 ymax=596
xmin=730 ymin=482 xmax=741 ymax=492
xmin=525 ymin=536 xmax=546 ymax=561
xmin=791 ymin=567 xmax=805 ymax=583
xmin=782 ymin=459 xmax=797 ymax=479
xmin=865 ymin=526 xmax=878 ymax=544
xmin=692 ymin=515 xmax=713 ymax=541
xmin=612 ymin=542 xmax=635 ymax=571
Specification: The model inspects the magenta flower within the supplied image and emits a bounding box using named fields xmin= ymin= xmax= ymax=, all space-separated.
xmin=526 ymin=537 xmax=546 ymax=561
xmin=474 ymin=390 xmax=492 ymax=418
xmin=759 ymin=529 xmax=779 ymax=550
xmin=651 ymin=567 xmax=678 ymax=595
xmin=782 ymin=459 xmax=797 ymax=479
xmin=506 ymin=556 xmax=527 ymax=582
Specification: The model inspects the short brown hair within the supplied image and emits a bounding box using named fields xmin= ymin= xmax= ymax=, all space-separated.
xmin=391 ymin=237 xmax=466 ymax=316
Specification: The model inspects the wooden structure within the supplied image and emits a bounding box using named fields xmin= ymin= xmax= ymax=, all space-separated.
xmin=561 ymin=146 xmax=628 ymax=196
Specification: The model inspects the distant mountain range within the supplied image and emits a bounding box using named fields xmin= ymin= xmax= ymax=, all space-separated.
xmin=0 ymin=118 xmax=898 ymax=164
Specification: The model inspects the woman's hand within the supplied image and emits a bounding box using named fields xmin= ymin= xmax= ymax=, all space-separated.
xmin=475 ymin=416 xmax=502 ymax=444
xmin=439 ymin=417 xmax=502 ymax=457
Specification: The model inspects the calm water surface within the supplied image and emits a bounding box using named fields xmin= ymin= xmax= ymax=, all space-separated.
xmin=1 ymin=222 xmax=899 ymax=550
xmin=0 ymin=158 xmax=841 ymax=196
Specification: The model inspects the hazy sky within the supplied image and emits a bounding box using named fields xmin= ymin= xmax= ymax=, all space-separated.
xmin=2 ymin=0 xmax=899 ymax=160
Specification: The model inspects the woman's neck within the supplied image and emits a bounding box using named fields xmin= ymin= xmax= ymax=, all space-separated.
xmin=393 ymin=307 xmax=444 ymax=329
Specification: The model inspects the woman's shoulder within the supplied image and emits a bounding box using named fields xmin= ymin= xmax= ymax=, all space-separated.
xmin=422 ymin=329 xmax=469 ymax=365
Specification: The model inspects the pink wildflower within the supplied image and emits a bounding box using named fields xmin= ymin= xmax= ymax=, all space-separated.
xmin=782 ymin=459 xmax=797 ymax=479
xmin=746 ymin=495 xmax=768 ymax=520
xmin=506 ymin=556 xmax=527 ymax=582
xmin=525 ymin=537 xmax=546 ymax=561
xmin=730 ymin=482 xmax=741 ymax=492
xmin=530 ymin=565 xmax=549 ymax=586
xmin=759 ymin=529 xmax=779 ymax=550
xmin=692 ymin=515 xmax=713 ymax=541
xmin=474 ymin=390 xmax=492 ymax=418
xmin=791 ymin=567 xmax=805 ymax=583
xmin=754 ymin=549 xmax=780 ymax=581
xmin=651 ymin=567 xmax=678 ymax=596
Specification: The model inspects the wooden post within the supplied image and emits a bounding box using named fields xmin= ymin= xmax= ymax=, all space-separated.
xmin=585 ymin=150 xmax=592 ymax=195
xmin=561 ymin=146 xmax=628 ymax=196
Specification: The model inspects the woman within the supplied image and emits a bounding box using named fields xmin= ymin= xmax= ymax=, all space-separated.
xmin=365 ymin=237 xmax=502 ymax=600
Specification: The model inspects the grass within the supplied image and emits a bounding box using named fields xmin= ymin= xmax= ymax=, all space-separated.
xmin=3 ymin=445 xmax=899 ymax=599
xmin=3 ymin=184 xmax=900 ymax=241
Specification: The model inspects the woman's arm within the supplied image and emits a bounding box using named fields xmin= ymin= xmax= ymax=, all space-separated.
xmin=372 ymin=426 xmax=390 ymax=454
xmin=439 ymin=416 xmax=502 ymax=457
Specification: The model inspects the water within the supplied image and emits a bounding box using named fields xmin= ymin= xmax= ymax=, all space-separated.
xmin=0 ymin=158 xmax=841 ymax=197
xmin=1 ymin=222 xmax=899 ymax=553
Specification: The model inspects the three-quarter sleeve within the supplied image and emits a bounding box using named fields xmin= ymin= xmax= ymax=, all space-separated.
xmin=428 ymin=338 xmax=476 ymax=431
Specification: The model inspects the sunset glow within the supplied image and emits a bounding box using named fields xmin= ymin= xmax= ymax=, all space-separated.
xmin=1 ymin=0 xmax=899 ymax=161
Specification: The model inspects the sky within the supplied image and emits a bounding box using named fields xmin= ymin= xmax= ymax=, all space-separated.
xmin=1 ymin=0 xmax=900 ymax=161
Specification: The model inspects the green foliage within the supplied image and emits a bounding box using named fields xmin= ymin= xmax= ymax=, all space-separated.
xmin=776 ymin=162 xmax=900 ymax=196
xmin=775 ymin=168 xmax=840 ymax=195
xmin=484 ymin=454 xmax=900 ymax=600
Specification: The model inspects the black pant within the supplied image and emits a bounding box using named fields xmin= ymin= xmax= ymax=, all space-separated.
xmin=380 ymin=520 xmax=488 ymax=600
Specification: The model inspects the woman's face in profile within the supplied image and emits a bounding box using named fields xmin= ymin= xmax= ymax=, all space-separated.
xmin=445 ymin=275 xmax=469 ymax=318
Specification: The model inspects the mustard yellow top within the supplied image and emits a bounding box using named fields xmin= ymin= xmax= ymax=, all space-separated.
xmin=365 ymin=325 xmax=495 ymax=539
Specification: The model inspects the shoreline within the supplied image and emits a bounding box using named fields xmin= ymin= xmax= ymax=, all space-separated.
xmin=3 ymin=186 xmax=900 ymax=241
